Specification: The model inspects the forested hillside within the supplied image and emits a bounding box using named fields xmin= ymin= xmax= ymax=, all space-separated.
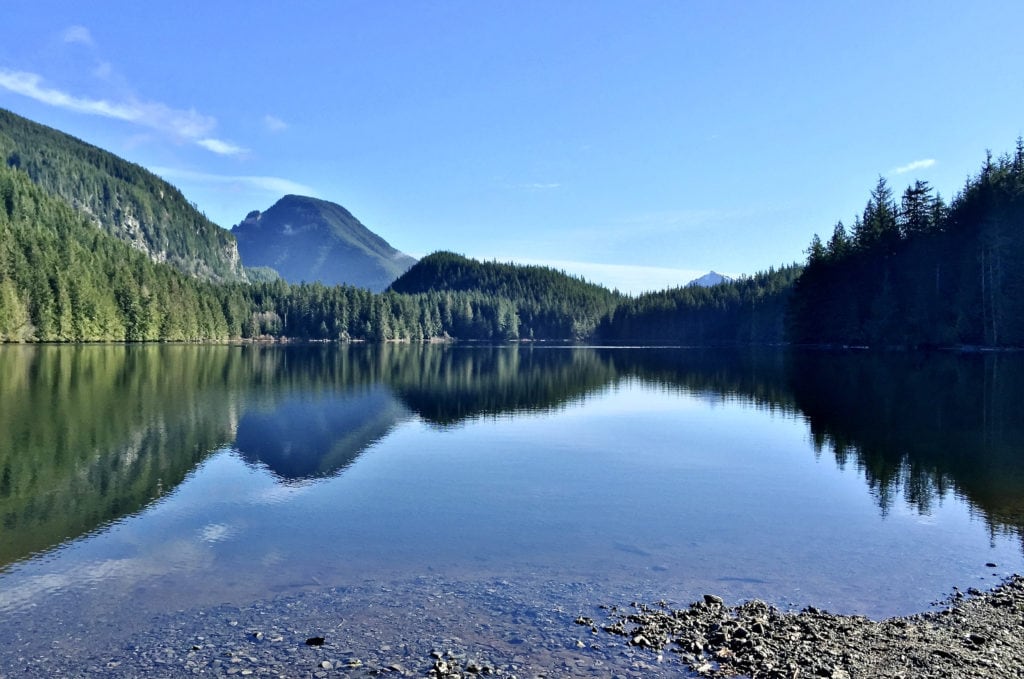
xmin=6 ymin=102 xmax=1022 ymax=348
xmin=598 ymin=266 xmax=802 ymax=345
xmin=0 ymin=164 xmax=615 ymax=343
xmin=0 ymin=108 xmax=245 ymax=282
xmin=389 ymin=251 xmax=623 ymax=339
xmin=0 ymin=165 xmax=246 ymax=341
xmin=789 ymin=142 xmax=1024 ymax=348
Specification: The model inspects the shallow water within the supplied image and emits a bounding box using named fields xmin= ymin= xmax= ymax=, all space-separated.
xmin=0 ymin=344 xmax=1021 ymax=671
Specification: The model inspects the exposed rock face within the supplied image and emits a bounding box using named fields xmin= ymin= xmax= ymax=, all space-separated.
xmin=223 ymin=240 xmax=245 ymax=279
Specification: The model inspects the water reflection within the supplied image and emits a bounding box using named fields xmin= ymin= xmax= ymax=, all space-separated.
xmin=235 ymin=386 xmax=408 ymax=481
xmin=389 ymin=346 xmax=617 ymax=425
xmin=1 ymin=344 xmax=1023 ymax=578
xmin=0 ymin=345 xmax=239 ymax=567
xmin=788 ymin=351 xmax=1024 ymax=546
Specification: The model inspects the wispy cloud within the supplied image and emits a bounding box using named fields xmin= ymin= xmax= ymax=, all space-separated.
xmin=61 ymin=25 xmax=94 ymax=46
xmin=502 ymin=181 xmax=561 ymax=191
xmin=890 ymin=158 xmax=936 ymax=175
xmin=0 ymin=67 xmax=242 ymax=155
xmin=196 ymin=138 xmax=247 ymax=156
xmin=151 ymin=167 xmax=318 ymax=197
xmin=263 ymin=114 xmax=288 ymax=132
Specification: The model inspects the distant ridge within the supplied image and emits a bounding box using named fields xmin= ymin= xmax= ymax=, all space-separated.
xmin=231 ymin=195 xmax=416 ymax=292
xmin=687 ymin=271 xmax=735 ymax=288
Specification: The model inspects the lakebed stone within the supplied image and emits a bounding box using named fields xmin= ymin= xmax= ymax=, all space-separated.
xmin=5 ymin=574 xmax=1022 ymax=678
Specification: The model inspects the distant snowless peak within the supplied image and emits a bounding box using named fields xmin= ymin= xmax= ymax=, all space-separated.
xmin=687 ymin=271 xmax=735 ymax=288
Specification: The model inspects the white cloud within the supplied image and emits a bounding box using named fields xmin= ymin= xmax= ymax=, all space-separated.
xmin=151 ymin=167 xmax=318 ymax=197
xmin=890 ymin=158 xmax=936 ymax=175
xmin=0 ymin=68 xmax=149 ymax=122
xmin=0 ymin=67 xmax=244 ymax=155
xmin=263 ymin=114 xmax=288 ymax=132
xmin=198 ymin=522 xmax=234 ymax=543
xmin=61 ymin=25 xmax=94 ymax=46
xmin=505 ymin=181 xmax=561 ymax=191
xmin=196 ymin=138 xmax=248 ymax=156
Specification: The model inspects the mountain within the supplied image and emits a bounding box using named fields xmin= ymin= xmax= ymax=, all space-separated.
xmin=389 ymin=251 xmax=623 ymax=340
xmin=234 ymin=386 xmax=408 ymax=482
xmin=687 ymin=271 xmax=734 ymax=287
xmin=0 ymin=108 xmax=245 ymax=282
xmin=231 ymin=195 xmax=416 ymax=292
xmin=389 ymin=251 xmax=617 ymax=298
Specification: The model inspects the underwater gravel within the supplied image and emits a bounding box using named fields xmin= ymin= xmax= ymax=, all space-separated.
xmin=0 ymin=576 xmax=673 ymax=678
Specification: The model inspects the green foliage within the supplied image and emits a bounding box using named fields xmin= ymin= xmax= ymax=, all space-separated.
xmin=0 ymin=109 xmax=804 ymax=347
xmin=389 ymin=251 xmax=624 ymax=340
xmin=789 ymin=141 xmax=1024 ymax=347
xmin=0 ymin=165 xmax=236 ymax=342
xmin=0 ymin=108 xmax=245 ymax=282
xmin=244 ymin=266 xmax=282 ymax=283
xmin=598 ymin=266 xmax=803 ymax=345
xmin=0 ymin=172 xmax=801 ymax=345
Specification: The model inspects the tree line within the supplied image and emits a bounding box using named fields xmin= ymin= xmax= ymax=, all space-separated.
xmin=596 ymin=265 xmax=802 ymax=345
xmin=789 ymin=141 xmax=1024 ymax=348
xmin=0 ymin=165 xmax=645 ymax=343
xmin=6 ymin=137 xmax=1024 ymax=347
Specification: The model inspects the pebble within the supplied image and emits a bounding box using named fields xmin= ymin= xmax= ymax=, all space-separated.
xmin=8 ymin=575 xmax=1024 ymax=679
xmin=596 ymin=576 xmax=1024 ymax=679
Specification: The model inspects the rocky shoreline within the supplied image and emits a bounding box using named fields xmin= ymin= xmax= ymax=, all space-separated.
xmin=587 ymin=574 xmax=1024 ymax=679
xmin=2 ymin=575 xmax=1021 ymax=678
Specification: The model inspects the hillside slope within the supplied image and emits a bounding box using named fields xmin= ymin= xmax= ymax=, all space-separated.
xmin=0 ymin=107 xmax=245 ymax=282
xmin=389 ymin=251 xmax=623 ymax=339
xmin=0 ymin=163 xmax=247 ymax=341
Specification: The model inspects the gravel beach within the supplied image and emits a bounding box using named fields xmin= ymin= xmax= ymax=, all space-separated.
xmin=591 ymin=574 xmax=1024 ymax=679
xmin=1 ymin=575 xmax=1021 ymax=678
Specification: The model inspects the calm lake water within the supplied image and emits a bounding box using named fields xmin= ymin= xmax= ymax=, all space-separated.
xmin=1 ymin=345 xmax=1022 ymax=672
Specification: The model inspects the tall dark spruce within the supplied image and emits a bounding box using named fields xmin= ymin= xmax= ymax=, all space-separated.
xmin=788 ymin=142 xmax=1024 ymax=348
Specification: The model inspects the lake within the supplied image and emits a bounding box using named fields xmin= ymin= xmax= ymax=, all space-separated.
xmin=1 ymin=345 xmax=1022 ymax=676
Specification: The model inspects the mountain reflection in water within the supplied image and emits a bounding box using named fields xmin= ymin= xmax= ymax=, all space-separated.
xmin=1 ymin=344 xmax=1022 ymax=575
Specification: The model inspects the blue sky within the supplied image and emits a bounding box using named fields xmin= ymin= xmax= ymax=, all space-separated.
xmin=2 ymin=1 xmax=1023 ymax=294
